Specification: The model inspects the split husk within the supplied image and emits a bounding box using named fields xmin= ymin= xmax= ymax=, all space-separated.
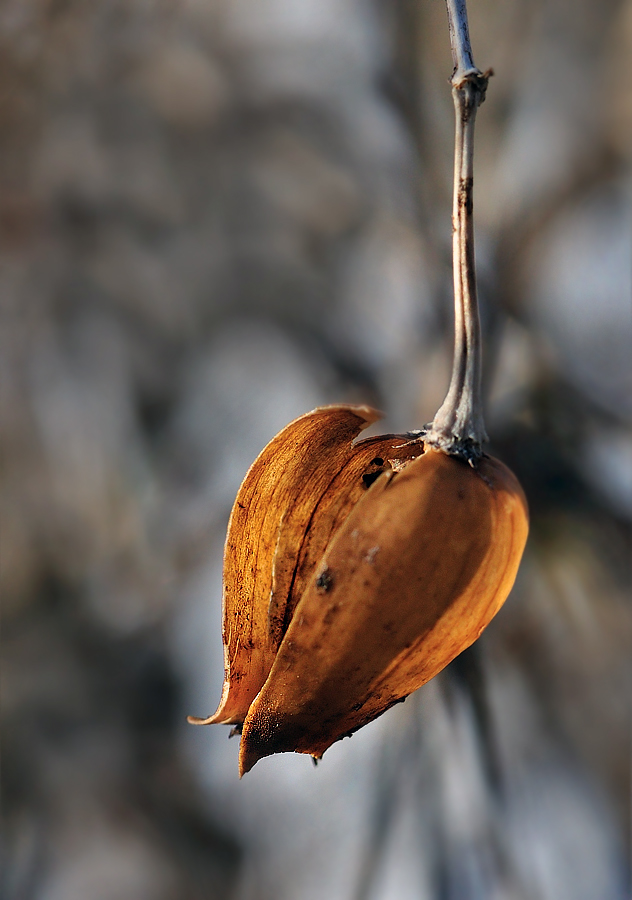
xmin=189 ymin=405 xmax=528 ymax=775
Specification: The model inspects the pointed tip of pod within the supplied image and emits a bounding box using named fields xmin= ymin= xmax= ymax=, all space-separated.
xmin=187 ymin=700 xmax=245 ymax=727
xmin=187 ymin=714 xmax=213 ymax=726
xmin=237 ymin=732 xmax=324 ymax=777
xmin=239 ymin=729 xmax=268 ymax=776
xmin=187 ymin=711 xmax=236 ymax=726
xmin=238 ymin=700 xmax=317 ymax=775
xmin=238 ymin=751 xmax=256 ymax=778
xmin=238 ymin=708 xmax=281 ymax=776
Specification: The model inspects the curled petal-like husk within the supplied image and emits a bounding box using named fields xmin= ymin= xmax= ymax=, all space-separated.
xmin=239 ymin=449 xmax=528 ymax=774
xmin=188 ymin=405 xmax=423 ymax=728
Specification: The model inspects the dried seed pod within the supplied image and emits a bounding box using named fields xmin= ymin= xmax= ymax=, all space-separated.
xmin=189 ymin=405 xmax=528 ymax=775
xmin=239 ymin=447 xmax=528 ymax=774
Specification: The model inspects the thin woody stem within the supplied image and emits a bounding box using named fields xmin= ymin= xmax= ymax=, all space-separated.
xmin=426 ymin=0 xmax=490 ymax=462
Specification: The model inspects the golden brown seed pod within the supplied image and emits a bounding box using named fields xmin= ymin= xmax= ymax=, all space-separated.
xmin=238 ymin=448 xmax=528 ymax=774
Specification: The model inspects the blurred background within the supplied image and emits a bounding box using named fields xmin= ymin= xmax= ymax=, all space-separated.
xmin=1 ymin=0 xmax=630 ymax=898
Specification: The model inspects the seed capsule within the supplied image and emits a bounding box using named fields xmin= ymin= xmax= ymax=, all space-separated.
xmin=189 ymin=405 xmax=528 ymax=775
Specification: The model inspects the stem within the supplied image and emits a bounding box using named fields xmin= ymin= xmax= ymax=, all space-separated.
xmin=425 ymin=0 xmax=490 ymax=463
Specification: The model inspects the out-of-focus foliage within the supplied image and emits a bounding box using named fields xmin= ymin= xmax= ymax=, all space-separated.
xmin=1 ymin=1 xmax=630 ymax=899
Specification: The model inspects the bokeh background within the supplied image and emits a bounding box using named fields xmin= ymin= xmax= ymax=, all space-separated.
xmin=1 ymin=0 xmax=630 ymax=898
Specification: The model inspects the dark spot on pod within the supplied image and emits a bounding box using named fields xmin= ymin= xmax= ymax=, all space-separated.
xmin=323 ymin=603 xmax=340 ymax=625
xmin=316 ymin=568 xmax=334 ymax=592
xmin=362 ymin=471 xmax=382 ymax=488
xmin=371 ymin=457 xmax=384 ymax=466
